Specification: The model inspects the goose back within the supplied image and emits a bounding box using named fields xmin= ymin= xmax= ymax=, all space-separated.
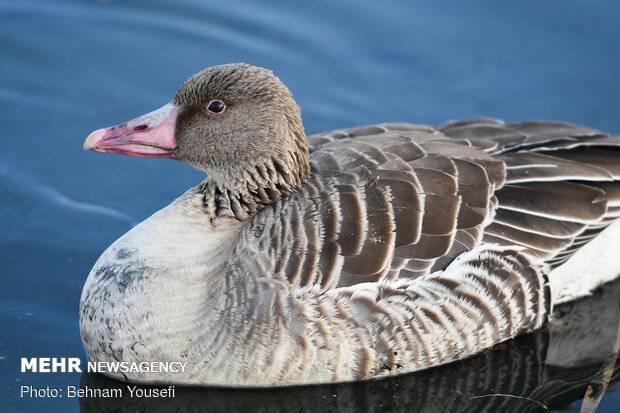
xmin=234 ymin=119 xmax=620 ymax=290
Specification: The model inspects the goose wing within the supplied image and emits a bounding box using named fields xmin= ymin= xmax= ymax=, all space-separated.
xmin=439 ymin=119 xmax=620 ymax=267
xmin=237 ymin=120 xmax=620 ymax=290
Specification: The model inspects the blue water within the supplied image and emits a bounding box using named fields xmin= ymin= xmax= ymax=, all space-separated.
xmin=1 ymin=0 xmax=620 ymax=411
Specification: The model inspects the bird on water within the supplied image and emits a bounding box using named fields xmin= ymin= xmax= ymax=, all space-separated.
xmin=81 ymin=63 xmax=620 ymax=386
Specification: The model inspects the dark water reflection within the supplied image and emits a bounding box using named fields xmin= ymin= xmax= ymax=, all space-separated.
xmin=2 ymin=0 xmax=620 ymax=412
xmin=80 ymin=276 xmax=620 ymax=412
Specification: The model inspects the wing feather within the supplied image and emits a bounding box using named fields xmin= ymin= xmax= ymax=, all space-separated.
xmin=237 ymin=119 xmax=620 ymax=289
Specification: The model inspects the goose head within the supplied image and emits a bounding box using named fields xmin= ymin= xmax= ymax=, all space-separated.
xmin=84 ymin=63 xmax=311 ymax=219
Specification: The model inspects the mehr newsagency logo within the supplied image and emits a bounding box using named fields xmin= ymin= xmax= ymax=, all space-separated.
xmin=21 ymin=357 xmax=187 ymax=374
xmin=19 ymin=357 xmax=184 ymax=399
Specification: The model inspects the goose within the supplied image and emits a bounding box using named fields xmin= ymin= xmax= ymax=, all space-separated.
xmin=80 ymin=63 xmax=620 ymax=387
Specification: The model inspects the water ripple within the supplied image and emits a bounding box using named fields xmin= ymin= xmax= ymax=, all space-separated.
xmin=0 ymin=159 xmax=136 ymax=225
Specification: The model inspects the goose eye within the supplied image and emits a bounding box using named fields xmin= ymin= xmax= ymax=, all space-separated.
xmin=207 ymin=100 xmax=226 ymax=114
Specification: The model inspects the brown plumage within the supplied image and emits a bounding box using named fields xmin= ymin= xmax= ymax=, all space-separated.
xmin=80 ymin=64 xmax=620 ymax=386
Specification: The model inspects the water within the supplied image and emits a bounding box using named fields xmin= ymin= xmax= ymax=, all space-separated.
xmin=1 ymin=0 xmax=619 ymax=411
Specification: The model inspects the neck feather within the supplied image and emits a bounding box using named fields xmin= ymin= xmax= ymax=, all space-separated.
xmin=201 ymin=152 xmax=310 ymax=221
xmin=200 ymin=107 xmax=310 ymax=221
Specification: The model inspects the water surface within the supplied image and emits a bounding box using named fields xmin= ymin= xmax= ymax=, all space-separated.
xmin=1 ymin=0 xmax=620 ymax=411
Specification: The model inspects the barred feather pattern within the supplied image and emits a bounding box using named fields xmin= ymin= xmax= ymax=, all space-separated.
xmin=80 ymin=119 xmax=620 ymax=386
xmin=438 ymin=118 xmax=620 ymax=267
xmin=191 ymin=244 xmax=550 ymax=385
xmin=242 ymin=123 xmax=507 ymax=290
xmin=241 ymin=120 xmax=620 ymax=290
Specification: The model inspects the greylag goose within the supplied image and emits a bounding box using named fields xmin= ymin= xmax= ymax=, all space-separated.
xmin=81 ymin=63 xmax=620 ymax=387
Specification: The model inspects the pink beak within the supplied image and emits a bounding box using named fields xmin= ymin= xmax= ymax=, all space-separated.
xmin=84 ymin=103 xmax=180 ymax=158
